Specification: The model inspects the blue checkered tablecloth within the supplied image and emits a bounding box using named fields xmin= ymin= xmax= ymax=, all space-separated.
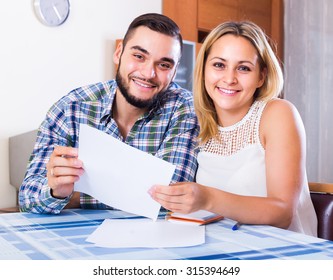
xmin=1 ymin=209 xmax=333 ymax=260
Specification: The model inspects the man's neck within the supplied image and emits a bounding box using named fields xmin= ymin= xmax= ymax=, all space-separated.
xmin=112 ymin=90 xmax=147 ymax=139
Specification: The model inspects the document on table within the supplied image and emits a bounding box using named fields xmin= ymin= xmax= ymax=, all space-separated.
xmin=86 ymin=219 xmax=205 ymax=248
xmin=75 ymin=124 xmax=176 ymax=221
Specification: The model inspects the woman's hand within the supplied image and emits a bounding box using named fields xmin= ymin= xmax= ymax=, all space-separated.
xmin=149 ymin=182 xmax=208 ymax=214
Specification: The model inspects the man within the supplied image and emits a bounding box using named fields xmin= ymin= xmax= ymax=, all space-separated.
xmin=19 ymin=13 xmax=198 ymax=214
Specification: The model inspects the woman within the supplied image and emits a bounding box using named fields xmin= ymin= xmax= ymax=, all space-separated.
xmin=149 ymin=21 xmax=317 ymax=236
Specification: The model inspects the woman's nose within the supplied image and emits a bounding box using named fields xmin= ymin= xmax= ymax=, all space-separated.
xmin=223 ymin=70 xmax=237 ymax=85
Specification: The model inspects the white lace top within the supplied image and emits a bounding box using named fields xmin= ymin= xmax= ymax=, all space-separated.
xmin=196 ymin=100 xmax=317 ymax=236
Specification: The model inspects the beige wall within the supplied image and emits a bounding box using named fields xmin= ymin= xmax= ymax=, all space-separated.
xmin=0 ymin=0 xmax=162 ymax=208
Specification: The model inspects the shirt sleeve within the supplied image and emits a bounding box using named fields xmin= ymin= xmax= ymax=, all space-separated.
xmin=18 ymin=101 xmax=75 ymax=214
xmin=155 ymin=100 xmax=199 ymax=183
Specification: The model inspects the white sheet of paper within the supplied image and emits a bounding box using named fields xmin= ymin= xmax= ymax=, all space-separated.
xmin=86 ymin=219 xmax=205 ymax=248
xmin=75 ymin=124 xmax=176 ymax=221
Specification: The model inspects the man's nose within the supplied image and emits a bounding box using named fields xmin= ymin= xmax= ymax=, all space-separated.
xmin=140 ymin=62 xmax=156 ymax=79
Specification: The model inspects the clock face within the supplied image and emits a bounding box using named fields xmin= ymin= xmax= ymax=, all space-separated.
xmin=34 ymin=0 xmax=70 ymax=27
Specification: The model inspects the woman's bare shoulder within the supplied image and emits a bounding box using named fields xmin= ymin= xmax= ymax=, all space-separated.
xmin=262 ymin=98 xmax=300 ymax=122
xmin=260 ymin=98 xmax=305 ymax=143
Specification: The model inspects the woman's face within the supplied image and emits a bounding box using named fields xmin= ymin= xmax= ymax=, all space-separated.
xmin=204 ymin=34 xmax=266 ymax=126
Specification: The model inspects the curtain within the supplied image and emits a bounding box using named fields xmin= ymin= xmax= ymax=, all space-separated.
xmin=284 ymin=0 xmax=333 ymax=182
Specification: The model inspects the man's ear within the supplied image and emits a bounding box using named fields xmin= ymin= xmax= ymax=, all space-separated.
xmin=113 ymin=41 xmax=123 ymax=65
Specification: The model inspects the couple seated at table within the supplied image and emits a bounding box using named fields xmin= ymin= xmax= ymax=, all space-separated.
xmin=18 ymin=13 xmax=317 ymax=237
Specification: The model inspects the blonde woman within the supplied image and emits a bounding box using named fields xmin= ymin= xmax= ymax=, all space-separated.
xmin=150 ymin=21 xmax=317 ymax=236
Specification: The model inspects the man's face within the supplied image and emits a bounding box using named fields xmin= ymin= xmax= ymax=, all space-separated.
xmin=113 ymin=26 xmax=181 ymax=109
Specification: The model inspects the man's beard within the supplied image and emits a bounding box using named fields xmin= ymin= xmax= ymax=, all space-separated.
xmin=115 ymin=69 xmax=166 ymax=110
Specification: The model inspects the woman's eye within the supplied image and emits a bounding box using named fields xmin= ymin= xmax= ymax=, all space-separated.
xmin=213 ymin=62 xmax=224 ymax=68
xmin=238 ymin=65 xmax=251 ymax=71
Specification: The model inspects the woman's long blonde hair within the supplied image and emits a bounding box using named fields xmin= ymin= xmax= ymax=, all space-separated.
xmin=194 ymin=21 xmax=284 ymax=144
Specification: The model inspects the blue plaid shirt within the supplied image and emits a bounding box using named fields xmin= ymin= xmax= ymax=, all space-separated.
xmin=19 ymin=80 xmax=199 ymax=214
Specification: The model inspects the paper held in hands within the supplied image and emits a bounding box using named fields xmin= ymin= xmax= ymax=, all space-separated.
xmin=166 ymin=210 xmax=224 ymax=225
xmin=75 ymin=124 xmax=176 ymax=221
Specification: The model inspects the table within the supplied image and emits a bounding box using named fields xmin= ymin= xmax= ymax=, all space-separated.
xmin=1 ymin=209 xmax=333 ymax=260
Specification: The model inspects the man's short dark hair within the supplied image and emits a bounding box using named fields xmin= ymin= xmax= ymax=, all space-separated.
xmin=122 ymin=13 xmax=183 ymax=55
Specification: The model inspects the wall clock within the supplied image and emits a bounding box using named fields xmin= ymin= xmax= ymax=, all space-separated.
xmin=33 ymin=0 xmax=70 ymax=27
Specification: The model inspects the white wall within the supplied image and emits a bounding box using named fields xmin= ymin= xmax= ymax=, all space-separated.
xmin=0 ymin=0 xmax=162 ymax=208
xmin=284 ymin=0 xmax=333 ymax=183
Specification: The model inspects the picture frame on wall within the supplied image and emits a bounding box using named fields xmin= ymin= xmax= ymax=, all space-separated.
xmin=174 ymin=40 xmax=196 ymax=92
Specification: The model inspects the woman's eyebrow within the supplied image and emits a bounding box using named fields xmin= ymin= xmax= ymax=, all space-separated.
xmin=209 ymin=56 xmax=255 ymax=66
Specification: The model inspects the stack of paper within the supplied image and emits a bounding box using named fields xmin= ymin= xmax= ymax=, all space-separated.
xmin=75 ymin=124 xmax=207 ymax=248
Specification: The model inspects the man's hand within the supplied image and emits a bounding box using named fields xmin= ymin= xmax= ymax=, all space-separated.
xmin=46 ymin=146 xmax=84 ymax=199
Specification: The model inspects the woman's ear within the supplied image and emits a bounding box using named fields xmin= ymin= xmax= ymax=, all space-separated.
xmin=113 ymin=41 xmax=123 ymax=65
xmin=258 ymin=67 xmax=267 ymax=88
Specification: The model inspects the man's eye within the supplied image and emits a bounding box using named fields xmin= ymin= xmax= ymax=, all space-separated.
xmin=160 ymin=63 xmax=172 ymax=69
xmin=133 ymin=54 xmax=144 ymax=60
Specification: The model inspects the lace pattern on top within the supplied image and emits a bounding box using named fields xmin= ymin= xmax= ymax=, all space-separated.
xmin=200 ymin=100 xmax=266 ymax=156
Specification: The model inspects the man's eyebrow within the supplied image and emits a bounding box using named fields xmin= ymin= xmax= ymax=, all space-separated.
xmin=130 ymin=45 xmax=176 ymax=66
xmin=131 ymin=45 xmax=149 ymax=55
xmin=160 ymin=57 xmax=176 ymax=65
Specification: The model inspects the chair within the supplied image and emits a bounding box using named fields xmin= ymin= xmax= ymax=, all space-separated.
xmin=9 ymin=129 xmax=38 ymax=190
xmin=0 ymin=129 xmax=38 ymax=213
xmin=309 ymin=182 xmax=333 ymax=241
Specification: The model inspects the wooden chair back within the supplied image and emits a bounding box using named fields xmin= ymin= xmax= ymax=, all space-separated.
xmin=309 ymin=182 xmax=333 ymax=241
